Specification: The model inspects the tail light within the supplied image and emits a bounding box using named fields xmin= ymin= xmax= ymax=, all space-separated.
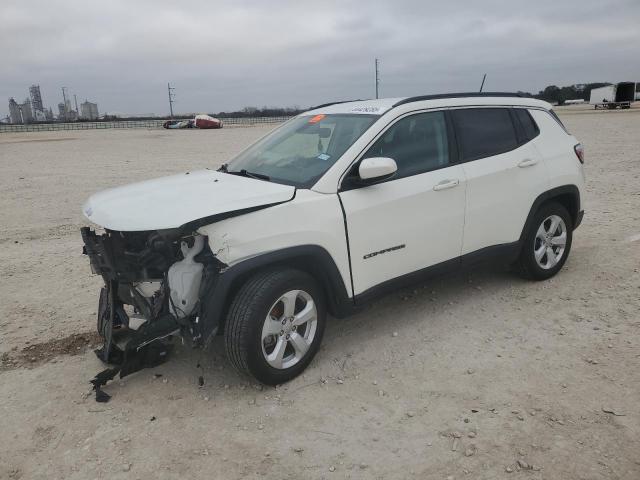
xmin=574 ymin=143 xmax=584 ymax=163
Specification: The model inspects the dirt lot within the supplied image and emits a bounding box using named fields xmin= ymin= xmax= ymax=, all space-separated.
xmin=1 ymin=110 xmax=639 ymax=480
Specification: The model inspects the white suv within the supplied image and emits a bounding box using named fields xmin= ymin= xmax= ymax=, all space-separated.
xmin=81 ymin=93 xmax=585 ymax=391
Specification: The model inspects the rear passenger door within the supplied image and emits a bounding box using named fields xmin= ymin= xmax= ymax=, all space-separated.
xmin=452 ymin=107 xmax=550 ymax=255
xmin=339 ymin=111 xmax=467 ymax=296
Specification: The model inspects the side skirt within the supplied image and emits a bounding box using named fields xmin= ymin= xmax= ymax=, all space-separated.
xmin=353 ymin=241 xmax=521 ymax=306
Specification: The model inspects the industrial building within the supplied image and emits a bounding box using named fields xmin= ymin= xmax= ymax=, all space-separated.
xmin=29 ymin=85 xmax=44 ymax=114
xmin=6 ymin=83 xmax=98 ymax=123
xmin=57 ymin=101 xmax=79 ymax=121
xmin=7 ymin=85 xmax=51 ymax=123
xmin=19 ymin=99 xmax=34 ymax=123
xmin=8 ymin=98 xmax=22 ymax=124
xmin=80 ymin=100 xmax=99 ymax=120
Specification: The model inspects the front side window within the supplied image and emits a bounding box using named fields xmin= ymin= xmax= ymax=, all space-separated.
xmin=452 ymin=108 xmax=518 ymax=161
xmin=362 ymin=111 xmax=449 ymax=179
xmin=227 ymin=114 xmax=378 ymax=187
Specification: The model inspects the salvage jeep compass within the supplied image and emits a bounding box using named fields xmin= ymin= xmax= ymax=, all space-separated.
xmin=81 ymin=93 xmax=585 ymax=394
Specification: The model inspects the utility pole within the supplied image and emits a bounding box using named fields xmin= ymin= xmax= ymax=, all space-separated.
xmin=479 ymin=73 xmax=487 ymax=93
xmin=374 ymin=58 xmax=380 ymax=99
xmin=167 ymin=83 xmax=175 ymax=118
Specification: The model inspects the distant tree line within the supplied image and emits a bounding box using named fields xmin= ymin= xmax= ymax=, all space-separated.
xmin=98 ymin=106 xmax=305 ymax=122
xmin=526 ymin=82 xmax=612 ymax=105
xmin=211 ymin=85 xmax=617 ymax=113
xmin=215 ymin=106 xmax=305 ymax=118
xmin=69 ymin=87 xmax=625 ymax=120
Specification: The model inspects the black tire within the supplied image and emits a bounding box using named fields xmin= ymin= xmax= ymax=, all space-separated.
xmin=516 ymin=202 xmax=573 ymax=280
xmin=224 ymin=268 xmax=326 ymax=385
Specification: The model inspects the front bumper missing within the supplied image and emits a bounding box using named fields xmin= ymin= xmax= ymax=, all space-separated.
xmin=90 ymin=281 xmax=181 ymax=402
xmin=81 ymin=226 xmax=227 ymax=401
xmin=81 ymin=228 xmax=182 ymax=402
xmin=81 ymin=227 xmax=117 ymax=280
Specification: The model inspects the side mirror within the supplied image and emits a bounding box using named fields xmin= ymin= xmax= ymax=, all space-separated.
xmin=358 ymin=157 xmax=397 ymax=182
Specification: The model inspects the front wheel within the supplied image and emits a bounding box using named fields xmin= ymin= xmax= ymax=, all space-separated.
xmin=224 ymin=268 xmax=326 ymax=384
xmin=516 ymin=202 xmax=573 ymax=280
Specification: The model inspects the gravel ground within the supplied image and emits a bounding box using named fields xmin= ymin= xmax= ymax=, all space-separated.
xmin=0 ymin=110 xmax=639 ymax=479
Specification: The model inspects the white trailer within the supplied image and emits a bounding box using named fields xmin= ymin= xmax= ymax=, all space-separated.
xmin=589 ymin=86 xmax=615 ymax=104
xmin=590 ymin=83 xmax=635 ymax=109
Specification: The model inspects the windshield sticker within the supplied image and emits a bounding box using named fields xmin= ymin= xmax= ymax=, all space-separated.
xmin=317 ymin=153 xmax=331 ymax=161
xmin=308 ymin=114 xmax=325 ymax=124
xmin=351 ymin=106 xmax=381 ymax=113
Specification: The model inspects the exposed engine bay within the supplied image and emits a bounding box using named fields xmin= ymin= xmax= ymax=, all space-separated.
xmin=81 ymin=227 xmax=224 ymax=402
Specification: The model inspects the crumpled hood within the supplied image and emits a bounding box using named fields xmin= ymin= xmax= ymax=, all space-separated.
xmin=83 ymin=169 xmax=295 ymax=231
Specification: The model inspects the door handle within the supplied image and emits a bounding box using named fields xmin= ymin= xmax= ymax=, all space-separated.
xmin=433 ymin=179 xmax=460 ymax=191
xmin=518 ymin=158 xmax=538 ymax=168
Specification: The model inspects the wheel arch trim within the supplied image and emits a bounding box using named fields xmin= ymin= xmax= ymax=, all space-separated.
xmin=200 ymin=245 xmax=353 ymax=345
xmin=519 ymin=185 xmax=581 ymax=244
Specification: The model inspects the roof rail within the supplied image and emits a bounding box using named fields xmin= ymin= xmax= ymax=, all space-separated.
xmin=392 ymin=92 xmax=529 ymax=108
xmin=306 ymin=99 xmax=366 ymax=111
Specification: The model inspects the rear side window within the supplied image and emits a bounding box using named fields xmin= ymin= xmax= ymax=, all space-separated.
xmin=512 ymin=108 xmax=540 ymax=143
xmin=451 ymin=108 xmax=518 ymax=161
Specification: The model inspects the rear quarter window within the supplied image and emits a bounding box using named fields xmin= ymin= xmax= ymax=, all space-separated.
xmin=451 ymin=108 xmax=518 ymax=161
xmin=512 ymin=108 xmax=540 ymax=143
xmin=548 ymin=109 xmax=570 ymax=134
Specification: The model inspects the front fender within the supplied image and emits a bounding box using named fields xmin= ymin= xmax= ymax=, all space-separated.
xmin=198 ymin=245 xmax=354 ymax=345
xmin=196 ymin=190 xmax=354 ymax=344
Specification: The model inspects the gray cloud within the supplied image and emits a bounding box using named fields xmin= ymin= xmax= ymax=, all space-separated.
xmin=2 ymin=0 xmax=639 ymax=116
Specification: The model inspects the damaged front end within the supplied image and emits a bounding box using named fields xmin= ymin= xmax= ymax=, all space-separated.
xmin=81 ymin=227 xmax=224 ymax=402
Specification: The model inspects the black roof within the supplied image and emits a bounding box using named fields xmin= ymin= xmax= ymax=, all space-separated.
xmin=393 ymin=92 xmax=529 ymax=107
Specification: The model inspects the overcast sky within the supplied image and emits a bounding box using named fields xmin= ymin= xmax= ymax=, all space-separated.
xmin=2 ymin=0 xmax=639 ymax=117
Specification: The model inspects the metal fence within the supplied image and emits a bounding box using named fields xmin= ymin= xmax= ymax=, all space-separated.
xmin=0 ymin=116 xmax=291 ymax=133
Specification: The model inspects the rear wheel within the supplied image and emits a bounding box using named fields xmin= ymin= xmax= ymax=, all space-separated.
xmin=224 ymin=268 xmax=326 ymax=384
xmin=516 ymin=202 xmax=573 ymax=280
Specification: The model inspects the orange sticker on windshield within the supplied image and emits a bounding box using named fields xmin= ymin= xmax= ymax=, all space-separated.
xmin=308 ymin=114 xmax=325 ymax=124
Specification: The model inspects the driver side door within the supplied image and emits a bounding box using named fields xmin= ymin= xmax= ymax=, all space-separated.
xmin=338 ymin=111 xmax=467 ymax=298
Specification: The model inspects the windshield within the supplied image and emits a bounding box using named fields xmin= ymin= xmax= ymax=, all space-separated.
xmin=225 ymin=114 xmax=378 ymax=187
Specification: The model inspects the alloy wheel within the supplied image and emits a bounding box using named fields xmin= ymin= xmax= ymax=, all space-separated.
xmin=261 ymin=290 xmax=318 ymax=369
xmin=534 ymin=214 xmax=567 ymax=269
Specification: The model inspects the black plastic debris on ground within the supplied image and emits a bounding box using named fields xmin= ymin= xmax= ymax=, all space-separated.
xmin=88 ymin=280 xmax=178 ymax=403
xmin=90 ymin=340 xmax=173 ymax=402
xmin=95 ymin=388 xmax=111 ymax=403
